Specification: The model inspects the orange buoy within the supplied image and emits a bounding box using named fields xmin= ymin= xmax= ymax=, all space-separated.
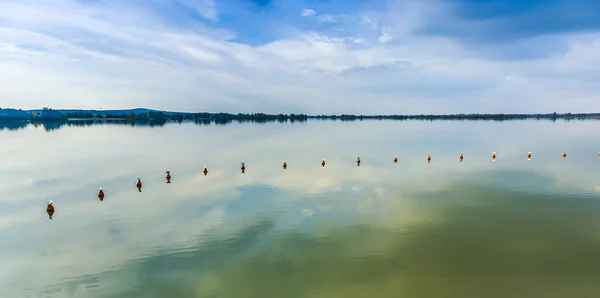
xmin=459 ymin=153 xmax=463 ymax=162
xmin=98 ymin=187 xmax=105 ymax=200
xmin=426 ymin=155 xmax=431 ymax=163
xmin=282 ymin=161 xmax=287 ymax=170
xmin=203 ymin=166 xmax=208 ymax=176
xmin=562 ymin=152 xmax=567 ymax=159
xmin=356 ymin=157 xmax=361 ymax=166
xmin=393 ymin=156 xmax=398 ymax=164
xmin=241 ymin=163 xmax=246 ymax=173
xmin=46 ymin=200 xmax=54 ymax=212
xmin=491 ymin=152 xmax=496 ymax=161
xmin=46 ymin=201 xmax=55 ymax=219
xmin=166 ymin=171 xmax=171 ymax=183
xmin=136 ymin=178 xmax=142 ymax=192
xmin=527 ymin=152 xmax=532 ymax=160
xmin=321 ymin=159 xmax=326 ymax=168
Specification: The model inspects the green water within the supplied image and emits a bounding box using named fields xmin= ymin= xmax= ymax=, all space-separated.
xmin=1 ymin=119 xmax=600 ymax=298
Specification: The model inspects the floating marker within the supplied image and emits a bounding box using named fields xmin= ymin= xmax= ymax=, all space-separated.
xmin=46 ymin=201 xmax=55 ymax=219
xmin=31 ymin=149 xmax=600 ymax=217
xmin=46 ymin=200 xmax=54 ymax=212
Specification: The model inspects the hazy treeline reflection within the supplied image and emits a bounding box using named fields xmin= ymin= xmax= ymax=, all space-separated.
xmin=0 ymin=118 xmax=308 ymax=132
xmin=0 ymin=120 xmax=168 ymax=132
xmin=2 ymin=116 xmax=599 ymax=132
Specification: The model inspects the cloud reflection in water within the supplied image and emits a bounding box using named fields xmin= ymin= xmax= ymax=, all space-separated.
xmin=1 ymin=120 xmax=600 ymax=297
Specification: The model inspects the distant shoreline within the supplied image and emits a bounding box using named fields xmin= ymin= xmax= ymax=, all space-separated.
xmin=1 ymin=107 xmax=600 ymax=122
xmin=3 ymin=110 xmax=600 ymax=132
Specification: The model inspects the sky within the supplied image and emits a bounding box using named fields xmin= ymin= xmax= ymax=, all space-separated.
xmin=1 ymin=0 xmax=600 ymax=114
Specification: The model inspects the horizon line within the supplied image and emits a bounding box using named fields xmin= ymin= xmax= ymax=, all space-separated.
xmin=2 ymin=107 xmax=600 ymax=117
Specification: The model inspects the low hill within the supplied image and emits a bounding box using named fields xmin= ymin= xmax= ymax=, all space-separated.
xmin=24 ymin=108 xmax=193 ymax=117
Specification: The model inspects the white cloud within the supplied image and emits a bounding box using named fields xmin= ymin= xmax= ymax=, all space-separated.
xmin=378 ymin=27 xmax=393 ymax=44
xmin=315 ymin=13 xmax=356 ymax=23
xmin=316 ymin=14 xmax=335 ymax=22
xmin=301 ymin=8 xmax=317 ymax=17
xmin=178 ymin=0 xmax=218 ymax=21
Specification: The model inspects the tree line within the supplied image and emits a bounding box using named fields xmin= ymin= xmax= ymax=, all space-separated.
xmin=3 ymin=107 xmax=600 ymax=122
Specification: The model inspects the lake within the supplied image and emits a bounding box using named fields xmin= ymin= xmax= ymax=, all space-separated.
xmin=1 ymin=119 xmax=600 ymax=298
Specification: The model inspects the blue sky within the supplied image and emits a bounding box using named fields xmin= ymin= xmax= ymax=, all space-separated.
xmin=1 ymin=0 xmax=600 ymax=114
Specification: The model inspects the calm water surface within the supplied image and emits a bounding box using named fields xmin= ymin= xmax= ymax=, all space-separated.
xmin=1 ymin=119 xmax=600 ymax=298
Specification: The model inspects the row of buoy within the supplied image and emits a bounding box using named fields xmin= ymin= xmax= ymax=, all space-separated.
xmin=423 ymin=151 xmax=580 ymax=162
xmin=43 ymin=152 xmax=600 ymax=219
